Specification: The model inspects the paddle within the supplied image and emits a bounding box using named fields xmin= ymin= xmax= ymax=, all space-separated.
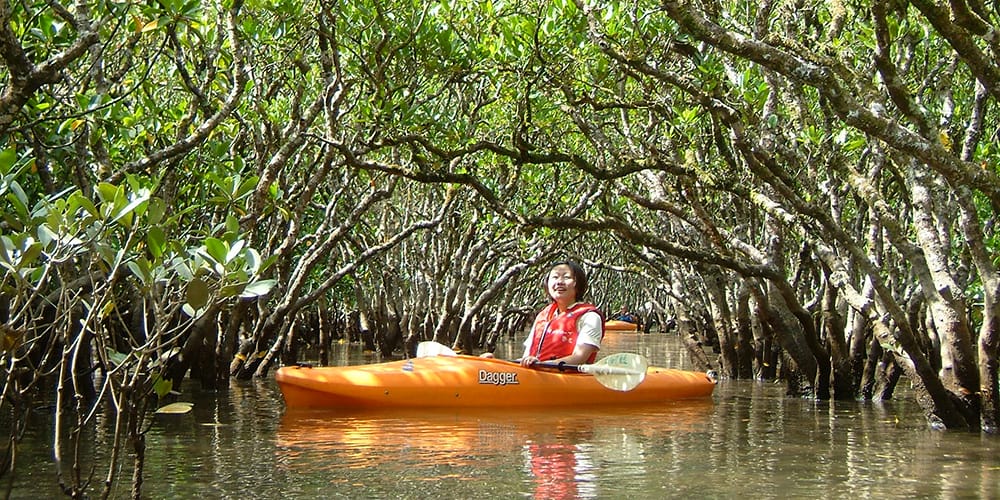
xmin=415 ymin=341 xmax=458 ymax=357
xmin=416 ymin=341 xmax=648 ymax=392
xmin=535 ymin=352 xmax=648 ymax=392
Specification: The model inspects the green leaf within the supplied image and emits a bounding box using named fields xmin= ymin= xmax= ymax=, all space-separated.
xmin=110 ymin=193 xmax=149 ymax=226
xmin=100 ymin=300 xmax=115 ymax=320
xmin=153 ymin=376 xmax=173 ymax=398
xmin=182 ymin=303 xmax=198 ymax=318
xmin=225 ymin=214 xmax=239 ymax=237
xmin=245 ymin=248 xmax=262 ymax=274
xmin=219 ymin=283 xmax=240 ymax=298
xmin=226 ymin=239 xmax=245 ymax=263
xmin=19 ymin=242 xmax=43 ymax=267
xmin=173 ymin=258 xmax=194 ymax=281
xmin=146 ymin=197 xmax=166 ymax=225
xmin=186 ymin=277 xmax=210 ymax=309
xmin=240 ymin=279 xmax=276 ymax=298
xmin=108 ymin=351 xmax=129 ymax=366
xmin=148 ymin=226 xmax=166 ymax=259
xmin=37 ymin=224 xmax=59 ymax=249
xmin=6 ymin=181 xmax=29 ymax=218
xmin=0 ymin=238 xmax=12 ymax=267
xmin=96 ymin=182 xmax=120 ymax=203
xmin=203 ymin=237 xmax=228 ymax=264
xmin=235 ymin=175 xmax=258 ymax=201
xmin=127 ymin=257 xmax=152 ymax=285
xmin=0 ymin=148 xmax=15 ymax=174
xmin=68 ymin=191 xmax=100 ymax=217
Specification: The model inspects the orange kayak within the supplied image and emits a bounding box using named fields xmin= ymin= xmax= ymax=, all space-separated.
xmin=605 ymin=320 xmax=640 ymax=331
xmin=275 ymin=355 xmax=715 ymax=409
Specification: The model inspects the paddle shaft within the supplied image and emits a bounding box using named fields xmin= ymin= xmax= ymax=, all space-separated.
xmin=534 ymin=360 xmax=586 ymax=372
xmin=534 ymin=360 xmax=643 ymax=376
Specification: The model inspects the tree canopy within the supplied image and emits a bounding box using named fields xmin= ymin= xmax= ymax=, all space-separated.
xmin=2 ymin=0 xmax=999 ymax=495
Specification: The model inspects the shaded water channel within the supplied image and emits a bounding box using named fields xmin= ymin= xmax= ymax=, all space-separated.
xmin=10 ymin=333 xmax=1000 ymax=499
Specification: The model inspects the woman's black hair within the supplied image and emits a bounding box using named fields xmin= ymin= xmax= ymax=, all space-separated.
xmin=541 ymin=260 xmax=589 ymax=300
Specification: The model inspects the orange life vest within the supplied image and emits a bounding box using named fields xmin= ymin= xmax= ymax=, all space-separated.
xmin=527 ymin=302 xmax=604 ymax=363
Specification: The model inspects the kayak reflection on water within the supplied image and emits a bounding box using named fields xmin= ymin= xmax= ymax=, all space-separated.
xmin=275 ymin=402 xmax=714 ymax=496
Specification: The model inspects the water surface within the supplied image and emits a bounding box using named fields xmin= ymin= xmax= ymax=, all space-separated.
xmin=10 ymin=333 xmax=1000 ymax=498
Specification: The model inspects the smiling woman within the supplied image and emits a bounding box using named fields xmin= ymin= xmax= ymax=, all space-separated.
xmin=512 ymin=261 xmax=606 ymax=367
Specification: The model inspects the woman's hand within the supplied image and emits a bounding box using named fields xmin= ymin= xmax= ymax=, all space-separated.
xmin=520 ymin=355 xmax=539 ymax=367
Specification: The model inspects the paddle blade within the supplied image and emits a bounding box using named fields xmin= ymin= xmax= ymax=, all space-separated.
xmin=416 ymin=341 xmax=457 ymax=357
xmin=580 ymin=352 xmax=648 ymax=391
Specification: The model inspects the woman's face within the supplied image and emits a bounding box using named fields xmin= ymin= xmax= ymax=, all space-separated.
xmin=546 ymin=264 xmax=578 ymax=304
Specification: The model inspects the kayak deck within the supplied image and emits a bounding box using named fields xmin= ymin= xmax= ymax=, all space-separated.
xmin=276 ymin=355 xmax=715 ymax=409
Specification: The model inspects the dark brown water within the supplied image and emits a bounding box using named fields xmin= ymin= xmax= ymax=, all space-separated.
xmin=9 ymin=333 xmax=1000 ymax=498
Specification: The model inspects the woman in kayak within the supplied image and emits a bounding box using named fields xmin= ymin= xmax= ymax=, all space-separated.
xmin=485 ymin=260 xmax=605 ymax=366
